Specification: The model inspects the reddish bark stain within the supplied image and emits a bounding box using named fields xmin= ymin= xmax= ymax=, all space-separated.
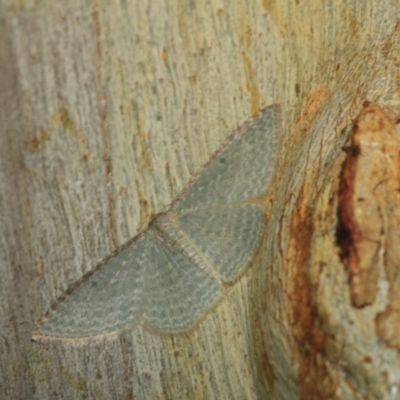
xmin=289 ymin=185 xmax=337 ymax=399
xmin=296 ymin=86 xmax=331 ymax=137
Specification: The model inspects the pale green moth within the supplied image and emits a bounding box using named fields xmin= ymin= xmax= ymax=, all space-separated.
xmin=35 ymin=105 xmax=280 ymax=339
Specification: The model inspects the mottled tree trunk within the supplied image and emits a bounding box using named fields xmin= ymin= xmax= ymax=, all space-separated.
xmin=2 ymin=1 xmax=400 ymax=399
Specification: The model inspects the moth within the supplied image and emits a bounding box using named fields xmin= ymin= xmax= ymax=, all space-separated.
xmin=34 ymin=105 xmax=281 ymax=339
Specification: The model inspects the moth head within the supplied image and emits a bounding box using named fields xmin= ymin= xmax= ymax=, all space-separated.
xmin=149 ymin=211 xmax=178 ymax=231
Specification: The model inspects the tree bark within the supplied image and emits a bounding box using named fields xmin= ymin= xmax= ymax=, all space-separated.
xmin=2 ymin=1 xmax=400 ymax=399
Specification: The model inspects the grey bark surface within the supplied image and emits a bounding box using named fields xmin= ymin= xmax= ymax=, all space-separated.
xmin=1 ymin=1 xmax=400 ymax=399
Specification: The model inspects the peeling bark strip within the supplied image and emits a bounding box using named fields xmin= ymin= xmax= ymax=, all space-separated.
xmin=337 ymin=104 xmax=400 ymax=309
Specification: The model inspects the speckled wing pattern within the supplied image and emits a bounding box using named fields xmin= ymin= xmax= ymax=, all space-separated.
xmin=177 ymin=205 xmax=264 ymax=282
xmin=141 ymin=231 xmax=221 ymax=331
xmin=36 ymin=105 xmax=280 ymax=339
xmin=173 ymin=106 xmax=279 ymax=211
xmin=40 ymin=235 xmax=149 ymax=337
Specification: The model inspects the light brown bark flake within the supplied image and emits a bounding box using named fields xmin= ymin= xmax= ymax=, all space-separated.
xmin=337 ymin=104 xmax=400 ymax=349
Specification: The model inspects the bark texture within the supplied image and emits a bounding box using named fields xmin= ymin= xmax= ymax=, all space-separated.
xmin=1 ymin=1 xmax=400 ymax=399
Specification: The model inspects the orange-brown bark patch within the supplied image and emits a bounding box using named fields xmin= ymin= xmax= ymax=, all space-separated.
xmin=290 ymin=185 xmax=336 ymax=399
